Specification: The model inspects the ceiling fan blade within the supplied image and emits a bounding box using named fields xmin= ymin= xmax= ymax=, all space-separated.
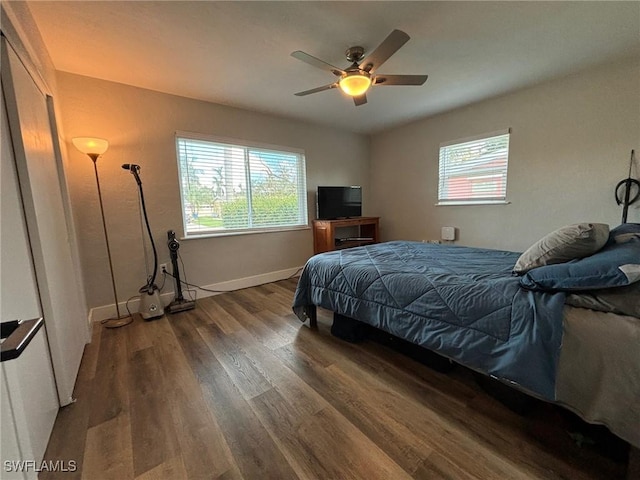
xmin=359 ymin=29 xmax=410 ymax=73
xmin=353 ymin=94 xmax=367 ymax=106
xmin=373 ymin=74 xmax=428 ymax=86
xmin=291 ymin=51 xmax=345 ymax=76
xmin=294 ymin=83 xmax=338 ymax=96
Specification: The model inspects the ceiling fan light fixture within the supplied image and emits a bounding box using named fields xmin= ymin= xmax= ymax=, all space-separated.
xmin=339 ymin=73 xmax=371 ymax=96
xmin=292 ymin=29 xmax=426 ymax=105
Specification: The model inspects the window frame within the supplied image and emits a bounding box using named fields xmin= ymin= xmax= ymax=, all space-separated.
xmin=437 ymin=129 xmax=511 ymax=206
xmin=175 ymin=131 xmax=309 ymax=239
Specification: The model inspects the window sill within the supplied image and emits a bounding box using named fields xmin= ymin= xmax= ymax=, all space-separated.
xmin=435 ymin=200 xmax=511 ymax=206
xmin=181 ymin=224 xmax=311 ymax=240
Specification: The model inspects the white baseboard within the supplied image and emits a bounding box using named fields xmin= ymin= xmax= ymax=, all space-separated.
xmin=89 ymin=266 xmax=303 ymax=323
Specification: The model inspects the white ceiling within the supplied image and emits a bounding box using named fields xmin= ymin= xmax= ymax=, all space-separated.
xmin=28 ymin=1 xmax=640 ymax=134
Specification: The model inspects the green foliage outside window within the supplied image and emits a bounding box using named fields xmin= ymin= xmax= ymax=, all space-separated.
xmin=221 ymin=194 xmax=299 ymax=228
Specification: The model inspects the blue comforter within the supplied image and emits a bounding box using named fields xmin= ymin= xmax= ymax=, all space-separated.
xmin=292 ymin=241 xmax=566 ymax=400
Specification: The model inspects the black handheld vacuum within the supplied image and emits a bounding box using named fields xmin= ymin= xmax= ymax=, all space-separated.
xmin=166 ymin=230 xmax=196 ymax=313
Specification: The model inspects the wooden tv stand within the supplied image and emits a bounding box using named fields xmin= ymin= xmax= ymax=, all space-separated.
xmin=312 ymin=217 xmax=380 ymax=254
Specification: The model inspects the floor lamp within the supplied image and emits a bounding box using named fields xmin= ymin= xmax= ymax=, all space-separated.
xmin=72 ymin=137 xmax=132 ymax=328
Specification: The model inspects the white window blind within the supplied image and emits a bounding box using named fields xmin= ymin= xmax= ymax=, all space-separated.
xmin=438 ymin=129 xmax=510 ymax=205
xmin=176 ymin=134 xmax=308 ymax=237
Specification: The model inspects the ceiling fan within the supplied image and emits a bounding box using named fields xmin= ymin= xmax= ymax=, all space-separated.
xmin=291 ymin=29 xmax=428 ymax=106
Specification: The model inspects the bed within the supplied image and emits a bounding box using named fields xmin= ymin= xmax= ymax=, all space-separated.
xmin=292 ymin=225 xmax=640 ymax=448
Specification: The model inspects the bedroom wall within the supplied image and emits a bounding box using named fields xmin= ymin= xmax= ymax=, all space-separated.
xmin=56 ymin=72 xmax=370 ymax=313
xmin=370 ymin=58 xmax=640 ymax=251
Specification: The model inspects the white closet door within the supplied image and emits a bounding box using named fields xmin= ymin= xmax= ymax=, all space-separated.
xmin=1 ymin=57 xmax=59 ymax=478
xmin=1 ymin=38 xmax=88 ymax=405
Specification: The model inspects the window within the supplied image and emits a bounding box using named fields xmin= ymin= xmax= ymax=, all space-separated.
xmin=176 ymin=133 xmax=308 ymax=237
xmin=438 ymin=129 xmax=510 ymax=205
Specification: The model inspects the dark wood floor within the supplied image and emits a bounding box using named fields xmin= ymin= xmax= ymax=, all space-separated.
xmin=42 ymin=279 xmax=629 ymax=479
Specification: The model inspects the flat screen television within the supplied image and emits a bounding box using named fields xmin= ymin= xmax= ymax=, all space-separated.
xmin=317 ymin=186 xmax=362 ymax=219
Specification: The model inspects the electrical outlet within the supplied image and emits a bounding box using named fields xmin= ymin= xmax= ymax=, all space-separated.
xmin=160 ymin=263 xmax=168 ymax=274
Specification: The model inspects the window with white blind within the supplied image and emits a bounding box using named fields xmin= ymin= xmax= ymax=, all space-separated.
xmin=438 ymin=129 xmax=510 ymax=205
xmin=176 ymin=134 xmax=308 ymax=237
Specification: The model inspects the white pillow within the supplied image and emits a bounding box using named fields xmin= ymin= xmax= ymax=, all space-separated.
xmin=513 ymin=223 xmax=609 ymax=274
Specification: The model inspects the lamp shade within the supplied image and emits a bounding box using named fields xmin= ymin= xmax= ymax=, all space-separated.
xmin=72 ymin=137 xmax=109 ymax=156
xmin=339 ymin=73 xmax=372 ymax=96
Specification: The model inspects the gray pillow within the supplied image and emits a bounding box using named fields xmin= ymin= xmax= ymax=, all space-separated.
xmin=513 ymin=223 xmax=609 ymax=274
xmin=566 ymin=282 xmax=640 ymax=319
